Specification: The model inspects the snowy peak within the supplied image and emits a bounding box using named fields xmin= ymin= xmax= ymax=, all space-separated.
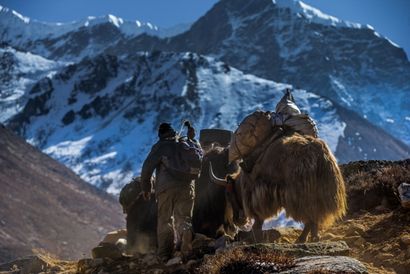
xmin=73 ymin=14 xmax=160 ymax=36
xmin=0 ymin=5 xmax=30 ymax=24
xmin=0 ymin=4 xmax=188 ymax=49
xmin=0 ymin=4 xmax=158 ymax=39
xmin=272 ymin=0 xmax=367 ymax=29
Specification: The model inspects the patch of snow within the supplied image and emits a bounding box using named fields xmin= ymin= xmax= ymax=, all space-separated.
xmin=386 ymin=38 xmax=400 ymax=48
xmin=107 ymin=14 xmax=123 ymax=28
xmin=330 ymin=76 xmax=354 ymax=106
xmin=263 ymin=210 xmax=303 ymax=229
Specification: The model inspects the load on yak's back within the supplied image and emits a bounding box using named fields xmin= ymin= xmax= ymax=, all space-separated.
xmin=229 ymin=88 xmax=318 ymax=162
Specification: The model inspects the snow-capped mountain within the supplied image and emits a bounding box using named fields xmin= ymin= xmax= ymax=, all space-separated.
xmin=7 ymin=51 xmax=351 ymax=193
xmin=0 ymin=46 xmax=65 ymax=121
xmin=0 ymin=5 xmax=190 ymax=61
xmin=112 ymin=0 xmax=410 ymax=147
xmin=1 ymin=1 xmax=409 ymax=193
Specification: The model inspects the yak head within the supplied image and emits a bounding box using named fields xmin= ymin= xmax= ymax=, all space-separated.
xmin=209 ymin=163 xmax=250 ymax=230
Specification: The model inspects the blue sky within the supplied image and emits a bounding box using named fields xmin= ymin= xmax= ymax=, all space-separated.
xmin=1 ymin=0 xmax=409 ymax=57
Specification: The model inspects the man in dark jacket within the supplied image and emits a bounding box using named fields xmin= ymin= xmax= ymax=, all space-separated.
xmin=140 ymin=123 xmax=195 ymax=261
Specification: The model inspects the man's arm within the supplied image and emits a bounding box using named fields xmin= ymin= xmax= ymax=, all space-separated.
xmin=140 ymin=143 xmax=161 ymax=193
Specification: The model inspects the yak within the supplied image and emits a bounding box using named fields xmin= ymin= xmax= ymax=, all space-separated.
xmin=210 ymin=131 xmax=347 ymax=243
xmin=125 ymin=143 xmax=239 ymax=253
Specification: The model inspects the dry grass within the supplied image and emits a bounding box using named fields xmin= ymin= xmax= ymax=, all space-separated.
xmin=31 ymin=249 xmax=78 ymax=273
xmin=341 ymin=160 xmax=410 ymax=213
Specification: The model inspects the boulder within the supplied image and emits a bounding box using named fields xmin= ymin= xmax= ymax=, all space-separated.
xmin=92 ymin=242 xmax=123 ymax=259
xmin=281 ymin=256 xmax=368 ymax=274
xmin=400 ymin=234 xmax=410 ymax=246
xmin=100 ymin=229 xmax=127 ymax=244
xmin=165 ymin=256 xmax=182 ymax=266
xmin=398 ymin=183 xmax=410 ymax=208
xmin=198 ymin=242 xmax=364 ymax=274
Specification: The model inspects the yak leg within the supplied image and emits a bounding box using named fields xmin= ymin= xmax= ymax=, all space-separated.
xmin=310 ymin=222 xmax=320 ymax=242
xmin=296 ymin=222 xmax=311 ymax=243
xmin=252 ymin=218 xmax=264 ymax=243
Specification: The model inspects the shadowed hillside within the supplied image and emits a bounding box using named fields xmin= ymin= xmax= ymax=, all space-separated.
xmin=0 ymin=124 xmax=125 ymax=263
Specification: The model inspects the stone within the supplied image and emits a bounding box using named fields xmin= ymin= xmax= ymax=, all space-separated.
xmin=400 ymin=235 xmax=410 ymax=246
xmin=0 ymin=255 xmax=49 ymax=274
xmin=92 ymin=242 xmax=122 ymax=259
xmin=198 ymin=243 xmax=364 ymax=274
xmin=165 ymin=256 xmax=182 ymax=266
xmin=281 ymin=256 xmax=368 ymax=274
xmin=398 ymin=183 xmax=410 ymax=209
xmin=100 ymin=229 xmax=127 ymax=245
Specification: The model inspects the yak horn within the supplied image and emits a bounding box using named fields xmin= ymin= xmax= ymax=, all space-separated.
xmin=209 ymin=162 xmax=228 ymax=187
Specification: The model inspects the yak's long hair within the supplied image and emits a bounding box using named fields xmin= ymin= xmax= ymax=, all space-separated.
xmin=239 ymin=132 xmax=347 ymax=229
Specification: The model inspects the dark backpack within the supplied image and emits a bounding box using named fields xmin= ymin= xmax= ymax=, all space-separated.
xmin=163 ymin=138 xmax=203 ymax=181
xmin=119 ymin=177 xmax=141 ymax=213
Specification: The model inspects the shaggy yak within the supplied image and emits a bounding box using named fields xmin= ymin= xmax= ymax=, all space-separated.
xmin=210 ymin=130 xmax=347 ymax=243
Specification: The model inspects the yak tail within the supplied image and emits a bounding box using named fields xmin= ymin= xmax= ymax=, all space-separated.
xmin=282 ymin=135 xmax=347 ymax=228
xmin=315 ymin=140 xmax=347 ymax=228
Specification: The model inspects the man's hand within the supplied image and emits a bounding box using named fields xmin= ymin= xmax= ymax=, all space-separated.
xmin=141 ymin=191 xmax=151 ymax=201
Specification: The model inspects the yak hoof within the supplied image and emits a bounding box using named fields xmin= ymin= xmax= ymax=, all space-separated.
xmin=295 ymin=236 xmax=307 ymax=244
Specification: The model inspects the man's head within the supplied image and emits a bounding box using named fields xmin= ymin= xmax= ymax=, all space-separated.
xmin=158 ymin=123 xmax=176 ymax=139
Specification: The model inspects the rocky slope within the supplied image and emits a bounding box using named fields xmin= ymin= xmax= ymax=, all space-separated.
xmin=0 ymin=124 xmax=125 ymax=263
